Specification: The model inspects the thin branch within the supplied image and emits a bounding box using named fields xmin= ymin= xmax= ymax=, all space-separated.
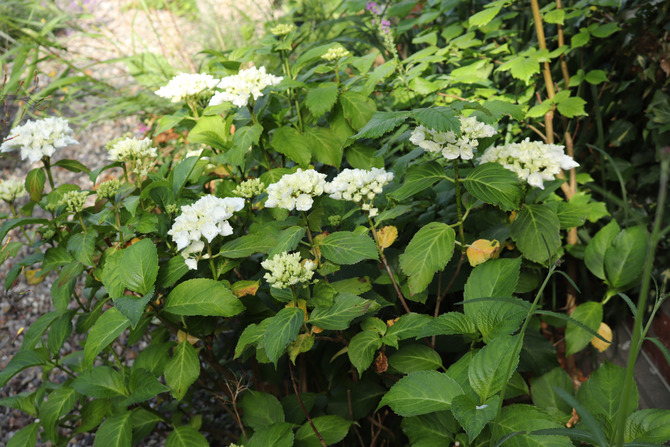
xmin=289 ymin=363 xmax=327 ymax=447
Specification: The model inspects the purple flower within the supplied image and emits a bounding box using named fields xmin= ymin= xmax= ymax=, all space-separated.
xmin=381 ymin=19 xmax=391 ymax=33
xmin=366 ymin=1 xmax=380 ymax=14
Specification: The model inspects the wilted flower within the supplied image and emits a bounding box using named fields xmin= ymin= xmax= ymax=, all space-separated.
xmin=409 ymin=115 xmax=496 ymax=161
xmin=167 ymin=195 xmax=245 ymax=270
xmin=59 ymin=190 xmax=88 ymax=213
xmin=209 ymin=66 xmax=283 ymax=108
xmin=233 ymin=178 xmax=266 ymax=199
xmin=106 ymin=137 xmax=158 ymax=176
xmin=325 ymin=168 xmax=394 ymax=217
xmin=0 ymin=117 xmax=78 ymax=163
xmin=155 ymin=73 xmax=219 ymax=103
xmin=322 ymin=46 xmax=351 ymax=62
xmin=265 ymin=169 xmax=327 ymax=212
xmin=270 ymin=23 xmax=296 ymax=36
xmin=0 ymin=178 xmax=27 ymax=202
xmin=479 ymin=138 xmax=579 ymax=189
xmin=261 ymin=251 xmax=316 ymax=289
xmin=96 ymin=179 xmax=121 ymax=200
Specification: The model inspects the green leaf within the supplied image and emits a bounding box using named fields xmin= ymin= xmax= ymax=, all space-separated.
xmin=463 ymin=257 xmax=521 ymax=318
xmin=498 ymin=55 xmax=541 ymax=84
xmin=269 ymin=226 xmax=306 ymax=257
xmin=565 ymin=302 xmax=603 ymax=355
xmin=220 ymin=232 xmax=277 ymax=258
xmin=119 ymin=239 xmax=158 ymax=295
xmin=114 ymin=287 xmax=154 ymax=329
xmin=510 ymin=204 xmax=561 ymax=264
xmin=468 ymin=5 xmax=502 ymax=27
xmin=304 ymin=126 xmax=343 ymax=168
xmin=171 ymin=154 xmax=201 ymax=198
xmin=0 ymin=218 xmax=49 ymax=244
xmin=271 ymin=127 xmax=311 ymax=168
xmin=156 ymin=255 xmax=190 ymax=288
xmin=590 ymin=22 xmax=620 ymax=38
xmin=386 ymin=313 xmax=433 ymax=340
xmin=481 ymin=100 xmax=524 ymax=121
xmin=72 ymin=366 xmax=128 ymax=398
xmin=133 ymin=342 xmax=173 ymax=377
xmin=340 ymin=91 xmax=376 ymax=130
xmin=347 ymin=330 xmax=382 ymax=375
xmin=131 ymin=408 xmax=162 ymax=444
xmin=604 ymin=225 xmax=648 ymax=289
xmin=571 ymin=29 xmax=590 ymax=48
xmin=556 ymin=96 xmax=587 ymax=118
xmin=476 ymin=297 xmax=528 ymax=343
xmin=84 ymin=308 xmax=130 ymax=369
xmin=585 ymin=220 xmax=620 ymax=280
xmin=379 ymin=370 xmax=463 ymax=417
xmin=100 ymin=249 xmax=125 ymax=299
xmin=585 ymin=69 xmax=608 ymax=85
xmin=418 ymin=312 xmax=477 ymax=338
xmin=526 ymin=101 xmax=553 ymax=119
xmin=577 ymin=361 xmax=638 ymax=436
xmin=248 ymin=423 xmax=294 ymax=447
xmin=544 ymin=9 xmax=565 ymax=24
xmin=388 ymin=344 xmax=443 ymax=373
xmin=625 ymin=409 xmax=670 ymax=444
xmin=401 ymin=411 xmax=456 ymax=446
xmin=66 ymin=230 xmax=98 ymax=266
xmin=530 ymin=367 xmax=574 ymax=415
xmin=235 ymin=320 xmax=271 ymax=359
xmin=25 ymin=168 xmax=46 ymax=202
xmin=353 ymin=111 xmax=410 ymax=139
xmin=309 ymin=292 xmax=379 ymax=330
xmin=47 ymin=311 xmax=74 ymax=357
xmin=464 ymin=163 xmax=524 ymax=211
xmin=388 ymin=161 xmax=448 ymax=201
xmin=451 ymin=394 xmax=499 ymax=442
xmin=77 ymin=399 xmax=108 ymax=433
xmin=295 ymin=415 xmax=352 ymax=447
xmin=319 ymin=231 xmax=378 ymax=265
xmin=7 ymin=422 xmax=39 ymax=447
xmin=264 ymin=307 xmax=305 ymax=365
xmin=163 ymin=278 xmax=244 ymax=316
xmin=497 ymin=404 xmax=573 ymax=446
xmin=123 ymin=367 xmax=170 ymax=406
xmin=19 ymin=312 xmax=58 ymax=352
xmin=54 ymin=159 xmax=90 ymax=173
xmin=94 ymin=412 xmax=132 ymax=447
xmin=165 ymin=426 xmax=208 ymax=447
xmin=165 ymin=341 xmax=200 ymax=401
xmin=305 ymin=82 xmax=338 ymax=118
xmin=468 ymin=334 xmax=520 ymax=400
xmin=399 ymin=222 xmax=455 ymax=295
xmin=413 ymin=107 xmax=460 ymax=133
xmin=409 ymin=77 xmax=439 ymax=95
xmin=240 ymin=391 xmax=285 ymax=430
xmin=41 ymin=387 xmax=77 ymax=442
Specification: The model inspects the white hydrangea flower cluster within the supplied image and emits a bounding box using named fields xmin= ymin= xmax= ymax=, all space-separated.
xmin=270 ymin=23 xmax=296 ymax=36
xmin=0 ymin=178 xmax=27 ymax=202
xmin=209 ymin=66 xmax=283 ymax=108
xmin=154 ymin=73 xmax=219 ymax=103
xmin=107 ymin=137 xmax=158 ymax=176
xmin=479 ymin=138 xmax=580 ymax=189
xmin=261 ymin=251 xmax=316 ymax=289
xmin=233 ymin=178 xmax=266 ymax=199
xmin=168 ymin=195 xmax=245 ymax=269
xmin=96 ymin=179 xmax=121 ymax=199
xmin=409 ymin=115 xmax=496 ymax=161
xmin=325 ymin=168 xmax=394 ymax=217
xmin=59 ymin=190 xmax=88 ymax=214
xmin=322 ymin=46 xmax=351 ymax=61
xmin=265 ymin=169 xmax=327 ymax=212
xmin=0 ymin=117 xmax=78 ymax=163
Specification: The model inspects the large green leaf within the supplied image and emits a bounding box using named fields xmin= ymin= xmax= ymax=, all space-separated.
xmin=7 ymin=422 xmax=39 ymax=447
xmin=269 ymin=226 xmax=306 ymax=257
xmin=388 ymin=344 xmax=443 ymax=373
xmin=240 ymin=391 xmax=285 ymax=430
xmin=451 ymin=394 xmax=499 ymax=442
xmin=119 ymin=239 xmax=158 ymax=295
xmin=388 ymin=161 xmax=448 ymax=201
xmin=248 ymin=423 xmax=294 ymax=447
xmin=340 ymin=91 xmax=376 ymax=130
xmin=604 ymin=225 xmax=648 ymax=289
xmin=565 ymin=301 xmax=603 ymax=355
xmin=468 ymin=334 xmax=520 ymax=401
xmin=305 ymin=82 xmax=338 ymax=118
xmin=72 ymin=366 xmax=128 ymax=398
xmin=530 ymin=367 xmax=574 ymax=415
xmin=40 ymin=387 xmax=77 ymax=442
xmin=164 ymin=341 xmax=200 ymax=401
xmin=219 ymin=233 xmax=277 ymax=258
xmin=101 ymin=249 xmax=125 ymax=299
xmin=309 ymin=293 xmax=379 ymax=330
xmin=496 ymin=404 xmax=573 ymax=446
xmin=0 ymin=218 xmax=49 ymax=244
xmin=113 ymin=287 xmax=154 ymax=329
xmin=131 ymin=408 xmax=162 ymax=444
xmin=401 ymin=411 xmax=456 ymax=446
xmin=386 ymin=313 xmax=434 ymax=340
xmin=347 ymin=330 xmax=382 ymax=375
xmin=463 ymin=257 xmax=521 ymax=318
xmin=476 ymin=297 xmax=528 ymax=343
xmin=625 ymin=409 xmax=670 ymax=444
xmin=94 ymin=412 xmax=132 ymax=447
xmin=399 ymin=222 xmax=455 ymax=295
xmin=584 ymin=220 xmax=620 ymax=280
xmin=304 ymin=126 xmax=343 ymax=168
xmin=379 ymin=370 xmax=463 ymax=417
xmin=264 ymin=307 xmax=305 ymax=365
xmin=163 ymin=278 xmax=244 ymax=316
xmin=272 ymin=127 xmax=311 ymax=168
xmin=353 ymin=111 xmax=410 ymax=139
xmin=319 ymin=231 xmax=378 ymax=265
xmin=25 ymin=168 xmax=46 ymax=202
xmin=464 ymin=163 xmax=524 ymax=211
xmin=66 ymin=229 xmax=98 ymax=266
xmin=418 ymin=312 xmax=477 ymax=338
xmin=165 ymin=426 xmax=209 ymax=447
xmin=123 ymin=367 xmax=170 ymax=406
xmin=413 ymin=107 xmax=460 ymax=133
xmin=510 ymin=204 xmax=561 ymax=264
xmin=295 ymin=415 xmax=352 ymax=447
xmin=84 ymin=308 xmax=130 ymax=369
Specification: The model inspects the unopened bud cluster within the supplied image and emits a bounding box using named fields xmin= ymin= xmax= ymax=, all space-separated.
xmin=261 ymin=251 xmax=316 ymax=289
xmin=96 ymin=179 xmax=121 ymax=199
xmin=233 ymin=178 xmax=266 ymax=199
xmin=322 ymin=46 xmax=351 ymax=61
xmin=270 ymin=23 xmax=296 ymax=36
xmin=59 ymin=190 xmax=88 ymax=214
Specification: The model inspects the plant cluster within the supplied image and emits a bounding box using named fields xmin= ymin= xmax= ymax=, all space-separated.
xmin=1 ymin=1 xmax=669 ymax=447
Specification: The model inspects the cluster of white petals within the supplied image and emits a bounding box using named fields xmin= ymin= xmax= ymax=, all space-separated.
xmin=155 ymin=73 xmax=219 ymax=103
xmin=234 ymin=178 xmax=265 ymax=199
xmin=1 ymin=117 xmax=78 ymax=163
xmin=168 ymin=195 xmax=245 ymax=269
xmin=265 ymin=169 xmax=327 ymax=212
xmin=479 ymin=138 xmax=579 ymax=189
xmin=322 ymin=46 xmax=351 ymax=61
xmin=107 ymin=137 xmax=158 ymax=175
xmin=261 ymin=251 xmax=316 ymax=289
xmin=325 ymin=168 xmax=393 ymax=217
xmin=209 ymin=66 xmax=283 ymax=108
xmin=409 ymin=115 xmax=496 ymax=161
xmin=0 ymin=178 xmax=26 ymax=202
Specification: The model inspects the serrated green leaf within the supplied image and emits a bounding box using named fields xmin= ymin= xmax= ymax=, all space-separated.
xmin=556 ymin=96 xmax=587 ymax=118
xmin=625 ymin=409 xmax=670 ymax=444
xmin=295 ymin=415 xmax=351 ymax=447
xmin=309 ymin=293 xmax=379 ymax=330
xmin=469 ymin=334 xmax=520 ymax=400
xmin=468 ymin=5 xmax=501 ymax=27
xmin=94 ymin=412 xmax=132 ymax=447
xmin=401 ymin=411 xmax=456 ymax=446
xmin=84 ymin=308 xmax=130 ymax=369
xmin=348 ymin=330 xmax=382 ymax=375
xmin=165 ymin=341 xmax=200 ymax=401
xmin=25 ymin=168 xmax=46 ymax=202
xmin=388 ymin=344 xmax=443 ymax=373
xmin=510 ymin=204 xmax=561 ymax=264
xmin=66 ymin=230 xmax=98 ymax=266
xmin=388 ymin=161 xmax=448 ymax=201
xmin=165 ymin=426 xmax=208 ymax=447
xmin=340 ymin=91 xmax=376 ymax=130
xmin=272 ymin=127 xmax=311 ymax=168
xmin=119 ymin=239 xmax=158 ymax=295
xmin=451 ymin=394 xmax=499 ymax=442
xmin=418 ymin=312 xmax=477 ymax=338
xmin=319 ymin=231 xmax=378 ymax=265
xmin=497 ymin=404 xmax=573 ymax=446
xmin=463 ymin=257 xmax=521 ymax=319
xmin=305 ymin=82 xmax=338 ymax=118
xmin=220 ymin=232 xmax=277 ymax=258
xmin=386 ymin=313 xmax=433 ymax=340
xmin=413 ymin=107 xmax=460 ymax=133
xmin=264 ymin=307 xmax=304 ymax=365
xmin=379 ymin=370 xmax=463 ymax=417
xmin=353 ymin=111 xmax=410 ymax=139
xmin=526 ymin=101 xmax=552 ymax=118
xmin=163 ymin=278 xmax=244 ymax=316
xmin=544 ymin=9 xmax=565 ymax=24
xmin=604 ymin=225 xmax=648 ymax=289
xmin=77 ymin=399 xmax=109 ymax=434
xmin=304 ymin=126 xmax=343 ymax=167
xmin=240 ymin=391 xmax=285 ymax=430
xmin=248 ymin=423 xmax=294 ymax=447
xmin=7 ymin=422 xmax=39 ymax=447
xmin=72 ymin=366 xmax=127 ymax=398
xmin=571 ymin=29 xmax=590 ymax=48
xmin=464 ymin=163 xmax=524 ymax=211
xmin=584 ymin=220 xmax=620 ymax=280
xmin=123 ymin=367 xmax=170 ymax=406
xmin=566 ymin=301 xmax=603 ymax=355
xmin=399 ymin=222 xmax=455 ymax=295
xmin=530 ymin=367 xmax=574 ymax=415
xmin=41 ymin=387 xmax=77 ymax=443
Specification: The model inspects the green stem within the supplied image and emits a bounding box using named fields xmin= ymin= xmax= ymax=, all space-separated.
xmin=113 ymin=202 xmax=124 ymax=244
xmin=78 ymin=214 xmax=88 ymax=233
xmin=208 ymin=244 xmax=218 ymax=281
xmin=452 ymin=160 xmax=466 ymax=249
xmin=8 ymin=201 xmax=34 ymax=244
xmin=613 ymin=154 xmax=669 ymax=446
xmin=302 ymin=212 xmax=315 ymax=255
xmin=42 ymin=157 xmax=56 ymax=191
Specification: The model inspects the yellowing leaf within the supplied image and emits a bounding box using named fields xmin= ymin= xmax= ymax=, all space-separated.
xmin=590 ymin=322 xmax=612 ymax=352
xmin=25 ymin=269 xmax=46 ymax=285
xmin=287 ymin=299 xmax=308 ymax=321
xmin=376 ymin=226 xmax=398 ymax=250
xmin=466 ymin=239 xmax=501 ymax=267
xmin=311 ymin=325 xmax=324 ymax=334
xmin=232 ymin=280 xmax=260 ymax=298
xmin=177 ymin=330 xmax=200 ymax=345
xmin=288 ymin=333 xmax=315 ymax=363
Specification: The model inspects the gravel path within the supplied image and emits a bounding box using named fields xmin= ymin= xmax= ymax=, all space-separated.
xmin=1 ymin=1 xmax=276 ymax=445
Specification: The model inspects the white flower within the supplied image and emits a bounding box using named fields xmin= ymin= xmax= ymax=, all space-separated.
xmin=0 ymin=117 xmax=78 ymax=163
xmin=0 ymin=178 xmax=26 ymax=202
xmin=322 ymin=46 xmax=351 ymax=61
xmin=168 ymin=195 xmax=244 ymax=269
xmin=209 ymin=66 xmax=283 ymax=108
xmin=265 ymin=169 xmax=327 ymax=212
xmin=479 ymin=138 xmax=579 ymax=190
xmin=233 ymin=178 xmax=265 ymax=199
xmin=325 ymin=168 xmax=394 ymax=217
xmin=261 ymin=251 xmax=316 ymax=289
xmin=155 ymin=73 xmax=219 ymax=103
xmin=409 ymin=115 xmax=496 ymax=161
xmin=106 ymin=137 xmax=158 ymax=176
